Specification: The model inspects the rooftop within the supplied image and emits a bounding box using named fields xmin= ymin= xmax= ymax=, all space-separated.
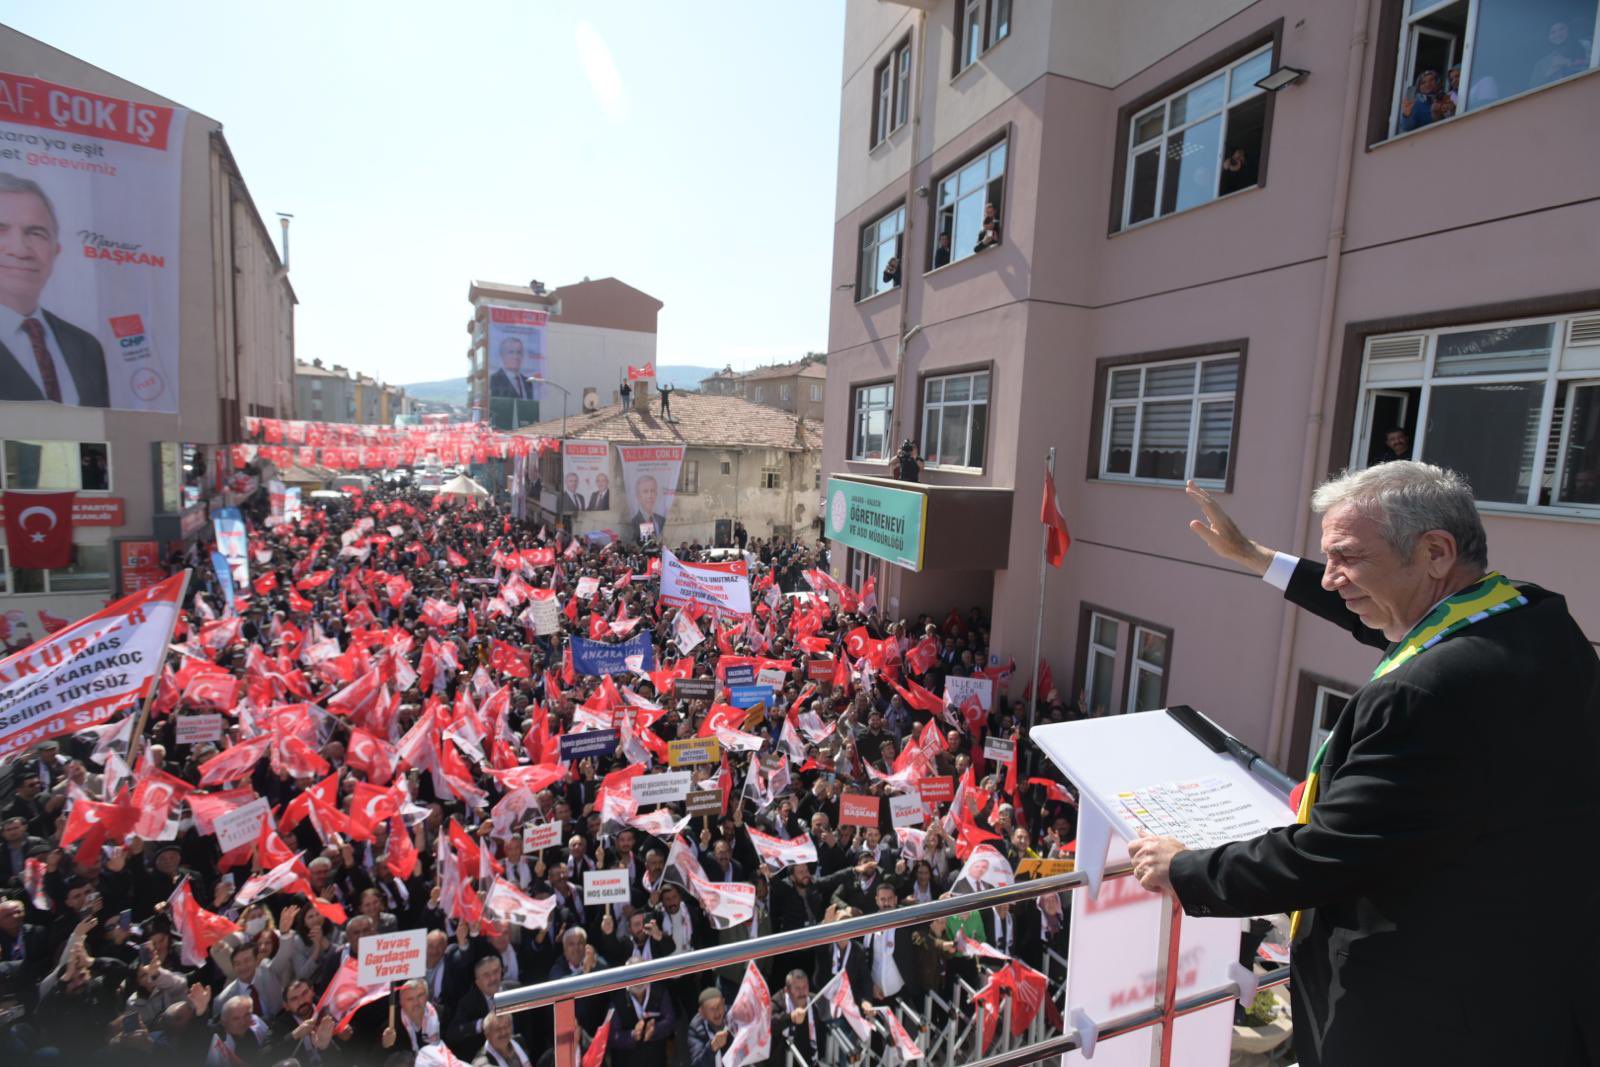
xmin=515 ymin=392 xmax=821 ymax=452
xmin=703 ymin=359 xmax=827 ymax=383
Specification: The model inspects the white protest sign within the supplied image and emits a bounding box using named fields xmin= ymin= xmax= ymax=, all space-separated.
xmin=583 ymin=868 xmax=630 ymax=905
xmin=524 ymin=821 xmax=562 ymax=852
xmin=632 ymin=771 xmax=692 ymax=805
xmin=674 ymin=611 xmax=705 ymax=654
xmin=358 ymin=928 xmax=428 ymax=985
xmin=575 ymin=576 xmax=600 ymax=600
xmin=175 ymin=714 xmax=224 ymax=745
xmin=983 ymin=735 xmax=1017 ymax=764
xmin=945 ymin=675 xmax=994 ymax=711
xmin=756 ymin=668 xmax=787 ymax=688
xmin=889 ymin=792 xmax=926 ymax=828
xmin=658 ymin=548 xmax=752 ymax=615
xmin=214 ymin=796 xmax=270 ymax=854
xmin=529 ymin=596 xmax=560 ymax=636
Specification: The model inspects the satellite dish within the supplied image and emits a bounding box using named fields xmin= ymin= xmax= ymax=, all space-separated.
xmin=581 ymin=388 xmax=599 ymax=412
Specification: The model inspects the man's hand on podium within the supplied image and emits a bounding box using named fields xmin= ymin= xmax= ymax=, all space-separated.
xmin=1129 ymin=831 xmax=1187 ymax=894
xmin=1185 ymin=481 xmax=1274 ymax=577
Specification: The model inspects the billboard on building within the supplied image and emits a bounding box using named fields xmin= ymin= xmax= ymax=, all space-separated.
xmin=486 ymin=307 xmax=546 ymax=400
xmin=617 ymin=444 xmax=683 ymax=540
xmin=560 ymin=440 xmax=610 ymax=512
xmin=825 ymin=477 xmax=927 ymax=571
xmin=0 ymin=72 xmax=186 ymax=412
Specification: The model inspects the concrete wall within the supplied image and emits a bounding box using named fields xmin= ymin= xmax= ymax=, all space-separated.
xmin=824 ymin=0 xmax=1600 ymax=763
xmin=543 ymin=322 xmax=658 ymax=415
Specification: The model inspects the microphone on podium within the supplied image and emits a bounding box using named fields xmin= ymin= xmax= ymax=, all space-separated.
xmin=1165 ymin=704 xmax=1297 ymax=799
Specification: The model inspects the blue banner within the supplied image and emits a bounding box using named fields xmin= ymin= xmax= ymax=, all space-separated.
xmin=570 ymin=631 xmax=655 ymax=676
xmin=210 ymin=550 xmax=236 ymax=615
xmin=559 ymin=730 xmax=619 ymax=762
xmin=728 ymin=684 xmax=776 ymax=709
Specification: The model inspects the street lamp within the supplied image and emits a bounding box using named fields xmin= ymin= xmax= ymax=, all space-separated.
xmin=530 ymin=377 xmax=571 ymax=438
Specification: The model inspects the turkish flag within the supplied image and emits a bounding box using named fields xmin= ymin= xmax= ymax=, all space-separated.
xmin=2 ymin=491 xmax=75 ymax=568
xmin=1041 ymin=468 xmax=1071 ymax=567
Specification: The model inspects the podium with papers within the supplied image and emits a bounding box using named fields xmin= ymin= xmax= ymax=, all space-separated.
xmin=1030 ymin=709 xmax=1296 ymax=1067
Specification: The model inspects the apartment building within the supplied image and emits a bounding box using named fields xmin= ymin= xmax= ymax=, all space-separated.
xmin=292 ymin=360 xmax=407 ymax=426
xmin=0 ymin=25 xmax=295 ymax=644
xmin=823 ymin=0 xmax=1600 ymax=772
xmin=700 ymin=359 xmax=828 ymax=420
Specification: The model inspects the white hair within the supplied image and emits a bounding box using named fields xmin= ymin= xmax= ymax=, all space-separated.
xmin=1311 ymin=461 xmax=1488 ymax=568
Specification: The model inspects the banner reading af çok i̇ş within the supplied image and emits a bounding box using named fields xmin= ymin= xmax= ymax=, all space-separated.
xmin=0 ymin=72 xmax=186 ymax=412
xmin=0 ymin=570 xmax=187 ymax=758
xmin=617 ymin=444 xmax=682 ymax=541
xmin=560 ymin=440 xmax=611 ymax=513
xmin=658 ymin=547 xmax=752 ymax=615
xmin=486 ymin=306 xmax=547 ymax=401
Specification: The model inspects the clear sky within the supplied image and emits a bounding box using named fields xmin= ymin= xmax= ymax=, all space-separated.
xmin=3 ymin=1 xmax=845 ymax=383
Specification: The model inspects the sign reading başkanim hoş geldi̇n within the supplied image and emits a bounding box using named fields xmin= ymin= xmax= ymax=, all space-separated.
xmin=825 ymin=477 xmax=927 ymax=571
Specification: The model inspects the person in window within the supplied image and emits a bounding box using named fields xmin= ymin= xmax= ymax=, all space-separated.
xmin=882 ymin=256 xmax=900 ymax=288
xmin=975 ymin=202 xmax=1002 ymax=252
xmin=1445 ymin=64 xmax=1461 ymax=107
xmin=932 ymin=233 xmax=952 ymax=268
xmin=1532 ymin=20 xmax=1591 ymax=87
xmin=892 ymin=440 xmax=921 ymax=483
xmin=1398 ymin=69 xmax=1454 ymax=131
xmin=1377 ymin=427 xmax=1411 ymax=465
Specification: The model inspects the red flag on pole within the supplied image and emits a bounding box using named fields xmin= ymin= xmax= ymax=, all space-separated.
xmin=1041 ymin=467 xmax=1070 ymax=567
xmin=1 ymin=490 xmax=75 ymax=568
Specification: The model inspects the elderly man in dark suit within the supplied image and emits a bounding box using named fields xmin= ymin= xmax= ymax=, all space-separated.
xmin=0 ymin=173 xmax=109 ymax=407
xmin=1131 ymin=464 xmax=1600 ymax=1067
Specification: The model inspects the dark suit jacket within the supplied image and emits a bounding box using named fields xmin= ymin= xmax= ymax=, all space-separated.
xmin=0 ymin=312 xmax=109 ymax=407
xmin=983 ymin=903 xmax=1042 ymax=971
xmin=687 ymin=1011 xmax=729 ymax=1067
xmin=562 ymin=492 xmax=587 ymax=513
xmin=1171 ymin=559 xmax=1600 ymax=1067
xmin=0 ymin=834 xmax=48 ymax=887
xmin=606 ymin=985 xmax=677 ymax=1067
xmin=587 ymin=490 xmax=610 ymax=510
xmin=489 ymin=369 xmax=533 ymax=400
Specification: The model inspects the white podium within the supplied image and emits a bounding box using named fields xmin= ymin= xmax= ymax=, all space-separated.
xmin=1031 ymin=710 xmax=1296 ymax=1066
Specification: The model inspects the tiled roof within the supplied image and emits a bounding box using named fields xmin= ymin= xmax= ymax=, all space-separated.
xmin=515 ymin=392 xmax=822 ymax=451
xmin=710 ymin=359 xmax=826 ymax=383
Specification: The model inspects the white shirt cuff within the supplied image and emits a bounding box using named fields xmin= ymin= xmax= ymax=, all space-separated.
xmin=1263 ymin=552 xmax=1299 ymax=591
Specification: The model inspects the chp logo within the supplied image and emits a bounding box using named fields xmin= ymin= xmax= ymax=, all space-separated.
xmin=829 ymin=489 xmax=847 ymax=534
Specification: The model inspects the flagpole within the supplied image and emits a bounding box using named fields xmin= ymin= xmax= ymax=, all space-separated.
xmin=1028 ymin=449 xmax=1054 ymax=728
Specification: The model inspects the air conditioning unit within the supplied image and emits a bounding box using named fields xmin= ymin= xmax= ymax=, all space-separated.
xmin=581 ymin=388 xmax=600 ymax=412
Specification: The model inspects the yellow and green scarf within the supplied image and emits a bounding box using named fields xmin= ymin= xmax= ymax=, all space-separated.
xmin=1288 ymin=572 xmax=1527 ymax=938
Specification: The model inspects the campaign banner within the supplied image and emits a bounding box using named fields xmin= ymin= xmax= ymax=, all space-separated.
xmin=617 ymin=445 xmax=683 ymax=539
xmin=570 ymin=632 xmax=654 ymax=676
xmin=728 ymin=684 xmax=773 ymax=710
xmin=174 ymin=713 xmax=223 ymax=745
xmin=117 ymin=538 xmax=165 ymax=595
xmin=0 ymin=72 xmax=186 ymax=412
xmin=672 ymin=677 xmax=716 ymax=702
xmin=916 ymin=776 xmax=955 ymax=805
xmin=210 ymin=551 xmax=236 ymax=615
xmin=633 ymin=771 xmax=692 ymax=805
xmin=358 ymin=929 xmax=428 ymax=985
xmin=723 ymin=664 xmax=755 ymax=687
xmin=668 ymin=736 xmax=720 ymax=767
xmin=266 ymin=481 xmax=287 ymax=525
xmin=583 ymin=869 xmax=630 ymax=905
xmin=0 ymin=571 xmax=186 ymax=758
xmin=559 ymin=729 xmax=619 ymax=762
xmin=946 ymin=675 xmax=994 ymax=711
xmin=806 ymin=658 xmax=836 ymax=682
xmin=983 ymin=736 xmax=1016 ymax=764
xmin=486 ymin=306 xmax=547 ymax=401
xmin=756 ymin=667 xmax=787 ymax=688
xmin=527 ymin=595 xmax=560 ymax=636
xmin=560 ymin=440 xmax=610 ymax=512
xmin=659 ymin=548 xmax=752 ymax=615
xmin=838 ymin=793 xmax=880 ymax=828
xmin=890 ymin=792 xmax=926 ymax=828
xmin=284 ymin=487 xmax=302 ymax=523
xmin=212 ymin=507 xmax=248 ymax=587
xmin=685 ymin=788 xmax=723 ymax=816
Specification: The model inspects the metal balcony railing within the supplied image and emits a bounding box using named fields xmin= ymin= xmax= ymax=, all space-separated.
xmin=491 ymin=858 xmax=1292 ymax=1067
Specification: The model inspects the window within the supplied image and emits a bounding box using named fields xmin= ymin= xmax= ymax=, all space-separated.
xmin=780 ymin=383 xmax=793 ymax=403
xmin=1127 ymin=626 xmax=1169 ymax=713
xmin=847 ymin=547 xmax=875 ymax=591
xmin=1084 ymin=612 xmax=1119 ymax=717
xmin=931 ymin=139 xmax=1006 ymax=269
xmin=872 ymin=36 xmax=913 ymax=146
xmin=761 ymin=469 xmax=782 ymax=490
xmin=921 ymin=370 xmax=989 ymax=468
xmin=1121 ymin=46 xmax=1272 ymax=228
xmin=753 ymin=385 xmax=766 ymax=404
xmin=1351 ymin=312 xmax=1600 ymax=512
xmin=678 ymin=460 xmax=700 ymax=495
xmin=1386 ymin=0 xmax=1598 ymax=139
xmin=7 ymin=540 xmax=112 ymax=595
xmin=1306 ymin=686 xmax=1351 ymax=775
xmin=955 ymin=0 xmax=1011 ymax=74
xmin=851 ymin=383 xmax=895 ymax=461
xmin=721 ymin=460 xmax=732 ymax=476
xmin=858 ymin=204 xmax=905 ymax=300
xmin=810 ymin=383 xmax=823 ymax=403
xmin=2 ymin=441 xmax=110 ymax=491
xmin=1099 ymin=353 xmax=1241 ymax=485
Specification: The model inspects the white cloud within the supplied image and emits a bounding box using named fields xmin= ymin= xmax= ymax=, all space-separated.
xmin=575 ymin=21 xmax=627 ymax=123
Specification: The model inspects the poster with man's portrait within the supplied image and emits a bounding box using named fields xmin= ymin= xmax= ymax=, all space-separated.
xmin=560 ymin=440 xmax=610 ymax=513
xmin=486 ymin=306 xmax=547 ymax=401
xmin=618 ymin=445 xmax=684 ymax=541
xmin=0 ymin=72 xmax=186 ymax=412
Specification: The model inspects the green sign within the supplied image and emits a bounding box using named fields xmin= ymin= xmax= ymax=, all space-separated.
xmin=825 ymin=477 xmax=927 ymax=571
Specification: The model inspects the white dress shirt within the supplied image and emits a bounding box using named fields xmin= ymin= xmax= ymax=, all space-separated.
xmin=1263 ymin=552 xmax=1299 ymax=591
xmin=0 ymin=305 xmax=77 ymax=406
xmin=869 ymin=930 xmax=903 ymax=997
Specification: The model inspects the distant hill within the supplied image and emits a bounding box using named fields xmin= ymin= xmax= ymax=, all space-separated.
xmin=397 ymin=365 xmax=717 ymax=405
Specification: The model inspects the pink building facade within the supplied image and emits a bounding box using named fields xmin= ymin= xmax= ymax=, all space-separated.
xmin=822 ymin=0 xmax=1600 ymax=775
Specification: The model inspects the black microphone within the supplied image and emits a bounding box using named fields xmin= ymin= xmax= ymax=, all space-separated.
xmin=1164 ymin=704 xmax=1296 ymax=799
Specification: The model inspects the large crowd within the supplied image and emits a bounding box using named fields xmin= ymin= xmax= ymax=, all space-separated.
xmin=0 ymin=481 xmax=1088 ymax=1067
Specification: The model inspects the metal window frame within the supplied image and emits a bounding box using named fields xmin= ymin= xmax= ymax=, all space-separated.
xmin=493 ymin=862 xmax=1288 ymax=1067
xmin=1098 ymin=354 xmax=1239 ymax=487
xmin=921 ymin=369 xmax=990 ymax=469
